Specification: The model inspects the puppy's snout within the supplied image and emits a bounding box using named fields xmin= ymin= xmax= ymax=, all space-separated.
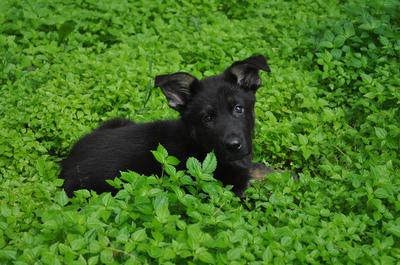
xmin=225 ymin=137 xmax=242 ymax=151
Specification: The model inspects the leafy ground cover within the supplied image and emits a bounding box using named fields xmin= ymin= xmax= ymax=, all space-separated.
xmin=1 ymin=0 xmax=399 ymax=264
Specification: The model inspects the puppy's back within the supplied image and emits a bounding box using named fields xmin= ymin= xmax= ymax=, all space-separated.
xmin=60 ymin=119 xmax=194 ymax=196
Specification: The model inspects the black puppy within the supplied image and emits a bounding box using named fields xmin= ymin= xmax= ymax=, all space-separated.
xmin=60 ymin=55 xmax=272 ymax=197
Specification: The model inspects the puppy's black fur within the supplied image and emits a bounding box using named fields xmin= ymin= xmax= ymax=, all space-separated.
xmin=60 ymin=55 xmax=271 ymax=197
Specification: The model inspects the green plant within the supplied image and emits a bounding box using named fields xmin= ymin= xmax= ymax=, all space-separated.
xmin=0 ymin=0 xmax=399 ymax=263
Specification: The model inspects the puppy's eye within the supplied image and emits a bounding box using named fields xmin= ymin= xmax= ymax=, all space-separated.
xmin=202 ymin=114 xmax=214 ymax=123
xmin=234 ymin=104 xmax=244 ymax=114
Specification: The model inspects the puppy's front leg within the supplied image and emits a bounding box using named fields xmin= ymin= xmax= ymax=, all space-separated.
xmin=249 ymin=163 xmax=299 ymax=181
xmin=249 ymin=163 xmax=275 ymax=180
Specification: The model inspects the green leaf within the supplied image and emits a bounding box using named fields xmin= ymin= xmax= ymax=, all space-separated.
xmin=348 ymin=247 xmax=361 ymax=261
xmin=333 ymin=35 xmax=346 ymax=47
xmin=71 ymin=238 xmax=86 ymax=251
xmin=360 ymin=73 xmax=372 ymax=83
xmin=186 ymin=157 xmax=202 ymax=177
xmin=54 ymin=191 xmax=69 ymax=206
xmin=135 ymin=196 xmax=153 ymax=215
xmin=331 ymin=49 xmax=342 ymax=59
xmin=100 ymin=249 xmax=114 ymax=264
xmin=0 ymin=249 xmax=17 ymax=260
xmin=88 ymin=256 xmax=99 ymax=265
xmin=151 ymin=150 xmax=165 ymax=164
xmin=379 ymin=36 xmax=389 ymax=46
xmin=151 ymin=144 xmax=169 ymax=165
xmin=263 ymin=247 xmax=273 ymax=262
xmin=319 ymin=41 xmax=333 ymax=48
xmin=197 ymin=249 xmax=214 ymax=264
xmin=280 ymin=236 xmax=292 ymax=246
xmin=323 ymin=30 xmax=335 ymax=41
xmin=202 ymin=152 xmax=217 ymax=174
xmin=227 ymin=247 xmax=242 ymax=260
xmin=153 ymin=194 xmax=170 ymax=222
xmin=187 ymin=224 xmax=202 ymax=249
xmin=101 ymin=193 xmax=112 ymax=207
xmin=201 ymin=182 xmax=219 ymax=195
xmin=386 ymin=224 xmax=400 ymax=237
xmin=350 ymin=58 xmax=362 ymax=68
xmin=359 ymin=20 xmax=379 ymax=31
xmin=301 ymin=147 xmax=312 ymax=160
xmin=320 ymin=209 xmax=330 ymax=217
xmin=131 ymin=228 xmax=147 ymax=241
xmin=58 ymin=20 xmax=76 ymax=44
xmin=166 ymin=155 xmax=180 ymax=166
xmin=164 ymin=164 xmax=177 ymax=177
xmin=298 ymin=134 xmax=308 ymax=146
xmin=89 ymin=241 xmax=102 ymax=253
xmin=343 ymin=22 xmax=355 ymax=37
xmin=374 ymin=187 xmax=390 ymax=199
xmin=157 ymin=144 xmax=168 ymax=158
xmin=143 ymin=79 xmax=154 ymax=107
xmin=375 ymin=127 xmax=387 ymax=139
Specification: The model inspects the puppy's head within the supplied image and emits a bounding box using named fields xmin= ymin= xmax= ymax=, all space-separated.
xmin=155 ymin=55 xmax=270 ymax=166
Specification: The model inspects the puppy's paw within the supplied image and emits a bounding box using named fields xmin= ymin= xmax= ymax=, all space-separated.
xmin=249 ymin=163 xmax=275 ymax=180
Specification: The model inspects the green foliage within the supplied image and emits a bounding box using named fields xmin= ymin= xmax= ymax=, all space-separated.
xmin=0 ymin=0 xmax=399 ymax=263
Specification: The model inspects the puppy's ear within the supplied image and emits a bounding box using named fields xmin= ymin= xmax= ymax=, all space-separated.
xmin=225 ymin=55 xmax=270 ymax=91
xmin=154 ymin=72 xmax=198 ymax=111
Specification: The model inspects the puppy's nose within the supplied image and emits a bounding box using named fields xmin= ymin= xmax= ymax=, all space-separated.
xmin=225 ymin=138 xmax=242 ymax=151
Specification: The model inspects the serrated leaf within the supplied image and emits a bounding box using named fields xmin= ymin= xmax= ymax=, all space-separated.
xmin=374 ymin=187 xmax=390 ymax=199
xmin=323 ymin=30 xmax=335 ymax=41
xmin=131 ymin=228 xmax=147 ymax=241
xmin=280 ymin=236 xmax=292 ymax=246
xmin=71 ymin=238 xmax=86 ymax=251
xmin=89 ymin=241 xmax=102 ymax=253
xmin=298 ymin=134 xmax=308 ymax=146
xmin=166 ymin=155 xmax=180 ymax=166
xmin=263 ymin=247 xmax=273 ymax=262
xmin=343 ymin=22 xmax=355 ymax=37
xmin=375 ymin=127 xmax=387 ymax=139
xmin=164 ymin=164 xmax=177 ymax=177
xmin=360 ymin=73 xmax=372 ymax=83
xmin=120 ymin=171 xmax=139 ymax=183
xmin=186 ymin=157 xmax=202 ymax=177
xmin=74 ymin=189 xmax=91 ymax=199
xmin=202 ymin=152 xmax=217 ymax=174
xmin=379 ymin=36 xmax=389 ymax=46
xmin=153 ymin=194 xmax=170 ymax=222
xmin=151 ymin=150 xmax=165 ymax=164
xmin=187 ymin=224 xmax=202 ymax=249
xmin=350 ymin=58 xmax=362 ymax=68
xmin=201 ymin=182 xmax=218 ymax=195
xmin=333 ymin=35 xmax=346 ymax=47
xmin=331 ymin=49 xmax=342 ymax=59
xmin=227 ymin=247 xmax=242 ymax=260
xmin=157 ymin=144 xmax=168 ymax=158
xmin=101 ymin=192 xmax=112 ymax=207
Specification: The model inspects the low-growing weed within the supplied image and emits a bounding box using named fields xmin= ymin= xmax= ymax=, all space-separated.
xmin=0 ymin=0 xmax=399 ymax=263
